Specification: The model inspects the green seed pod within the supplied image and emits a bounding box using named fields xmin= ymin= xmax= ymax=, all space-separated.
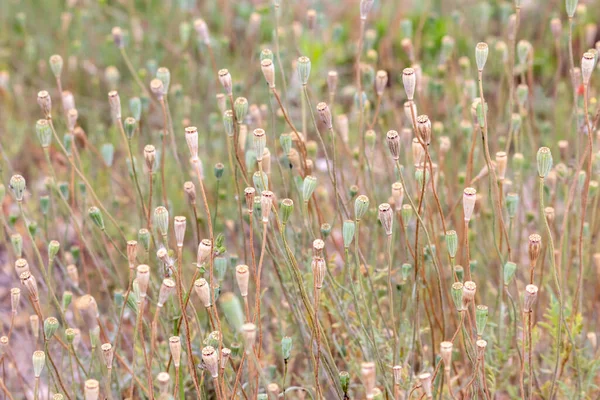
xmin=505 ymin=192 xmax=519 ymax=218
xmin=281 ymin=198 xmax=294 ymax=225
xmin=454 ymin=265 xmax=464 ymax=282
xmin=354 ymin=195 xmax=370 ymax=221
xmin=281 ymin=336 xmax=293 ymax=360
xmin=156 ymin=67 xmax=171 ymax=95
xmin=401 ymin=263 xmax=412 ymax=281
xmin=48 ymin=240 xmax=60 ymax=260
xmin=349 ymin=185 xmax=359 ymax=199
xmin=65 ymin=328 xmax=76 ymax=344
xmin=401 ymin=204 xmax=412 ymax=226
xmin=280 ymin=133 xmax=292 ymax=154
xmin=253 ymin=171 xmax=269 ymax=194
xmin=302 ymin=175 xmax=317 ymax=203
xmin=214 ymin=163 xmax=224 ymax=179
xmin=445 ymin=230 xmax=458 ymax=259
xmin=62 ymin=291 xmax=72 ymax=310
xmin=70 ymin=246 xmax=80 ymax=262
xmin=58 ymin=182 xmax=69 ymax=201
xmin=516 ymin=84 xmax=528 ymax=107
xmin=124 ymin=117 xmax=136 ymax=139
xmin=154 ymin=206 xmax=170 ymax=238
xmin=32 ymin=351 xmax=46 ymax=378
xmin=320 ymin=224 xmax=331 ymax=239
xmin=475 ymin=42 xmax=489 ymax=71
xmin=257 ymin=395 xmax=268 ymax=400
xmin=9 ymin=175 xmax=26 ymax=201
xmin=451 ymin=282 xmax=464 ymax=311
xmin=297 ymin=56 xmax=311 ymax=85
xmin=36 ymin=119 xmax=52 ymax=148
xmin=28 ymin=221 xmax=38 ymax=237
xmin=11 ymin=234 xmax=23 ymax=257
xmin=475 ymin=305 xmax=488 ymax=336
xmin=39 ymin=195 xmax=50 ymax=215
xmin=63 ymin=134 xmax=73 ymax=156
xmin=537 ymin=147 xmax=553 ymax=178
xmin=223 ymin=110 xmax=234 ymax=137
xmin=589 ymin=180 xmax=599 ymax=197
xmin=343 ymin=220 xmax=356 ymax=248
xmin=234 ymin=97 xmax=248 ymax=123
xmin=214 ymin=256 xmax=228 ymax=282
xmin=503 ymin=261 xmax=517 ymax=285
xmin=113 ymin=290 xmax=124 ymax=308
xmin=476 ymin=100 xmax=486 ymax=127
xmin=101 ymin=143 xmax=115 ymax=167
xmin=260 ymin=49 xmax=274 ymax=62
xmin=566 ymin=0 xmax=578 ymax=17
xmin=88 ymin=207 xmax=105 ymax=230
xmin=512 ymin=153 xmax=524 ymax=173
xmin=129 ymin=97 xmax=142 ymax=121
xmin=49 ymin=54 xmax=63 ymax=78
xmin=44 ymin=317 xmax=60 ymax=339
xmin=220 ymin=292 xmax=245 ymax=333
xmin=339 ymin=371 xmax=350 ymax=394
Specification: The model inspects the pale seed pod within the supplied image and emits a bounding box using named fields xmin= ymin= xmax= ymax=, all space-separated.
xmin=49 ymin=54 xmax=63 ymax=78
xmin=312 ymin=256 xmax=327 ymax=289
xmin=0 ymin=336 xmax=8 ymax=354
xmin=317 ymin=102 xmax=333 ymax=129
xmin=101 ymin=343 xmax=114 ymax=369
xmin=216 ymin=94 xmax=227 ymax=113
xmin=20 ymin=271 xmax=39 ymax=300
xmin=221 ymin=348 xmax=231 ymax=369
xmin=157 ymin=371 xmax=170 ymax=393
xmin=67 ymin=108 xmax=78 ymax=131
xmin=445 ymin=230 xmax=458 ymax=259
xmin=154 ymin=206 xmax=169 ymax=238
xmin=462 ymin=188 xmax=477 ymax=221
xmin=197 ymin=239 xmax=212 ymax=267
xmin=440 ymin=341 xmax=453 ymax=371
xmin=386 ymin=130 xmax=401 ymax=160
xmin=419 ymin=372 xmax=433 ymax=398
xmin=169 ymin=336 xmax=182 ymax=367
xmin=157 ymin=278 xmax=176 ymax=307
xmin=30 ymin=315 xmax=40 ymax=339
xmin=327 ymin=70 xmax=338 ymax=95
xmin=261 ymin=59 xmax=276 ymax=88
xmin=462 ymin=281 xmax=477 ymax=309
xmin=355 ymin=195 xmax=370 ymax=221
xmin=127 ymin=240 xmax=138 ymax=269
xmin=174 ymin=216 xmax=186 ymax=248
xmin=537 ymin=147 xmax=553 ymax=178
xmin=392 ymin=365 xmax=402 ymax=384
xmin=545 ymin=207 xmax=556 ymax=223
xmin=550 ymin=18 xmax=562 ymax=40
xmin=107 ymin=90 xmax=121 ymax=119
xmin=528 ymin=234 xmax=542 ymax=267
xmin=136 ymin=265 xmax=150 ymax=298
xmin=9 ymin=174 xmax=26 ymax=202
xmin=297 ymin=56 xmax=311 ymax=85
xmin=15 ymin=258 xmax=29 ymax=277
xmin=218 ymin=69 xmax=233 ymax=95
xmin=66 ymin=264 xmax=79 ymax=287
xmin=378 ymin=203 xmax=393 ymax=236
xmin=241 ymin=323 xmax=257 ymax=353
xmin=194 ymin=18 xmax=210 ymax=44
xmin=244 ymin=187 xmax=255 ymax=213
xmin=63 ymin=91 xmax=76 ymax=113
xmin=361 ymin=362 xmax=376 ymax=399
xmin=359 ymin=0 xmax=375 ymax=20
xmin=235 ymin=265 xmax=250 ymax=297
xmin=416 ymin=115 xmax=432 ymax=145
xmin=111 ymin=26 xmax=124 ymax=48
xmin=475 ymin=42 xmax=489 ymax=71
xmin=402 ymin=68 xmax=416 ymax=100
xmin=582 ymin=52 xmax=595 ymax=85
xmin=496 ymin=151 xmax=508 ymax=180
xmin=184 ymin=181 xmax=197 ymax=204
xmin=194 ymin=278 xmax=212 ymax=307
xmin=313 ymin=239 xmax=325 ymax=258
xmin=253 ymin=129 xmax=266 ymax=161
xmin=33 ymin=350 xmax=45 ymax=378
xmin=84 ymin=379 xmax=100 ymax=400
xmin=261 ymin=190 xmax=274 ymax=223
xmin=302 ymin=175 xmax=317 ymax=203
xmin=524 ymin=284 xmax=538 ymax=312
xmin=144 ymin=145 xmax=156 ymax=171
xmin=412 ymin=138 xmax=424 ymax=165
xmin=476 ymin=339 xmax=487 ymax=359
xmin=10 ymin=288 xmax=20 ymax=314
xmin=392 ymin=182 xmax=404 ymax=211
xmin=185 ymin=126 xmax=199 ymax=160
xmin=375 ymin=70 xmax=388 ymax=96
xmin=37 ymin=90 xmax=52 ymax=118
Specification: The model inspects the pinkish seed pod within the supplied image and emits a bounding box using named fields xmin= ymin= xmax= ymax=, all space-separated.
xmin=194 ymin=278 xmax=212 ymax=308
xmin=440 ymin=341 xmax=453 ymax=371
xmin=174 ymin=216 xmax=186 ymax=247
xmin=375 ymin=70 xmax=388 ymax=96
xmin=169 ymin=336 xmax=182 ymax=367
xmin=496 ymin=151 xmax=508 ymax=180
xmin=261 ymin=59 xmax=276 ymax=88
xmin=311 ymin=256 xmax=327 ymax=289
xmin=386 ymin=130 xmax=401 ymax=160
xmin=317 ymin=102 xmax=333 ymax=129
xmin=582 ymin=52 xmax=595 ymax=85
xmin=462 ymin=188 xmax=477 ymax=221
xmin=416 ymin=115 xmax=432 ymax=145
xmin=157 ymin=278 xmax=176 ymax=307
xmin=136 ymin=265 xmax=150 ymax=298
xmin=524 ymin=284 xmax=538 ymax=312
xmin=218 ymin=69 xmax=233 ymax=95
xmin=378 ymin=203 xmax=393 ymax=236
xmin=235 ymin=265 xmax=250 ymax=297
xmin=37 ymin=90 xmax=52 ymax=118
xmin=462 ymin=281 xmax=477 ymax=309
xmin=402 ymin=68 xmax=416 ymax=100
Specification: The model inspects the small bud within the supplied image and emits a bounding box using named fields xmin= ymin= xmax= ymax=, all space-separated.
xmin=32 ymin=350 xmax=46 ymax=378
xmin=235 ymin=265 xmax=250 ymax=297
xmin=261 ymin=59 xmax=276 ymax=88
xmin=169 ymin=336 xmax=182 ymax=367
xmin=281 ymin=336 xmax=293 ymax=360
xmin=339 ymin=371 xmax=350 ymax=393
xmin=475 ymin=42 xmax=489 ymax=71
xmin=524 ymin=284 xmax=538 ymax=312
xmin=378 ymin=203 xmax=393 ymax=236
xmin=462 ymin=188 xmax=477 ymax=221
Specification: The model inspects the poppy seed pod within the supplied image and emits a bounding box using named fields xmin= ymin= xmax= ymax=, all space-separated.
xmin=197 ymin=239 xmax=212 ymax=267
xmin=156 ymin=67 xmax=170 ymax=95
xmin=253 ymin=129 xmax=266 ymax=161
xmin=154 ymin=206 xmax=169 ymax=238
xmin=419 ymin=372 xmax=433 ymax=398
xmin=185 ymin=126 xmax=199 ymax=160
xmin=496 ymin=152 xmax=508 ymax=180
xmin=440 ymin=341 xmax=453 ymax=371
xmin=327 ymin=70 xmax=338 ymax=94
xmin=462 ymin=188 xmax=477 ymax=221
xmin=297 ymin=56 xmax=311 ymax=85
xmin=241 ymin=323 xmax=257 ymax=353
xmin=9 ymin=174 xmax=26 ymax=202
xmin=412 ymin=138 xmax=424 ymax=165
xmin=462 ymin=281 xmax=477 ymax=309
xmin=174 ymin=216 xmax=186 ymax=248
xmin=136 ymin=265 xmax=150 ymax=298
xmin=566 ymin=0 xmax=578 ymax=18
xmin=582 ymin=52 xmax=595 ymax=85
xmin=15 ymin=259 xmax=29 ymax=278
xmin=244 ymin=187 xmax=256 ymax=213
xmin=261 ymin=59 xmax=276 ymax=88
xmin=150 ymin=79 xmax=164 ymax=100
xmin=386 ymin=130 xmax=401 ymax=160
xmin=360 ymin=0 xmax=375 ymax=20
xmin=281 ymin=198 xmax=294 ymax=225
xmin=111 ymin=26 xmax=124 ymax=48
xmin=361 ymin=362 xmax=376 ymax=399
xmin=202 ymin=346 xmax=220 ymax=378
xmin=37 ymin=90 xmax=52 ymax=118
xmin=49 ymin=54 xmax=63 ymax=78
xmin=313 ymin=239 xmax=325 ymax=258
xmin=32 ymin=350 xmax=46 ymax=378
xmin=445 ymin=230 xmax=458 ymax=259
xmin=261 ymin=190 xmax=274 ymax=223
xmin=157 ymin=278 xmax=175 ymax=307
xmin=524 ymin=284 xmax=538 ymax=312
xmin=127 ymin=240 xmax=138 ymax=268
xmin=302 ymin=175 xmax=317 ymax=203
xmin=391 ymin=182 xmax=404 ymax=211
xmin=108 ymin=90 xmax=121 ymax=119
xmin=475 ymin=305 xmax=488 ymax=337
xmin=218 ymin=69 xmax=233 ymax=95
xmin=44 ymin=317 xmax=59 ymax=339
xmin=317 ymin=102 xmax=333 ymax=129
xmin=235 ymin=265 xmax=250 ymax=297
xmin=537 ymin=147 xmax=553 ymax=178
xmin=123 ymin=116 xmax=135 ymax=139
xmin=194 ymin=18 xmax=210 ymax=44
xmin=476 ymin=339 xmax=487 ymax=359
xmin=234 ymin=97 xmax=248 ymax=123
xmin=84 ymin=379 xmax=100 ymax=400
xmin=355 ymin=195 xmax=370 ymax=221
xmin=36 ymin=119 xmax=52 ymax=148
xmin=20 ymin=271 xmax=39 ymax=300
xmin=416 ymin=115 xmax=432 ymax=145
xmin=312 ymin=256 xmax=327 ymax=289
xmin=375 ymin=70 xmax=388 ymax=96
xmin=475 ymin=42 xmax=489 ymax=71
xmin=144 ymin=145 xmax=156 ymax=171
xmin=221 ymin=348 xmax=231 ymax=369
xmin=223 ymin=110 xmax=234 ymax=137
xmin=10 ymin=288 xmax=20 ymax=314
xmin=101 ymin=343 xmax=114 ymax=369
xmin=194 ymin=278 xmax=211 ymax=307
xmin=378 ymin=203 xmax=393 ymax=236
xmin=402 ymin=68 xmax=416 ymax=100
xmin=528 ymin=234 xmax=542 ymax=267
xmin=343 ymin=220 xmax=356 ymax=248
